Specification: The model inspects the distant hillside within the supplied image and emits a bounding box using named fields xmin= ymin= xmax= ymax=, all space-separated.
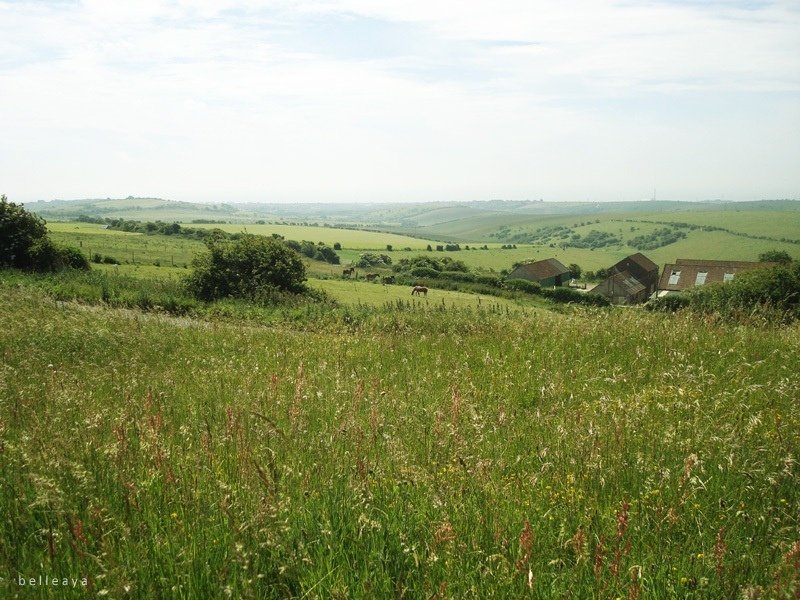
xmin=25 ymin=197 xmax=251 ymax=222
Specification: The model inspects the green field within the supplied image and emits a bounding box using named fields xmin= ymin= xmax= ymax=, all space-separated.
xmin=310 ymin=278 xmax=540 ymax=311
xmin=187 ymin=223 xmax=441 ymax=250
xmin=47 ymin=222 xmax=203 ymax=268
xmin=1 ymin=280 xmax=798 ymax=598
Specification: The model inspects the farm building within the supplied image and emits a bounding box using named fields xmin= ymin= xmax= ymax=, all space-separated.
xmin=507 ymin=258 xmax=570 ymax=287
xmin=657 ymin=259 xmax=775 ymax=295
xmin=591 ymin=252 xmax=660 ymax=305
xmin=592 ymin=271 xmax=648 ymax=305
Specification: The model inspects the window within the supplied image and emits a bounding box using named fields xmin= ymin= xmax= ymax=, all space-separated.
xmin=695 ymin=271 xmax=708 ymax=286
xmin=668 ymin=270 xmax=681 ymax=285
xmin=723 ymin=272 xmax=734 ymax=282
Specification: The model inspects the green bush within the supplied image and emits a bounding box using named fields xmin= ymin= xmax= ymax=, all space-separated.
xmin=646 ymin=294 xmax=690 ymax=312
xmin=1 ymin=195 xmax=88 ymax=272
xmin=687 ymin=263 xmax=800 ymax=319
xmin=409 ymin=266 xmax=440 ymax=279
xmin=186 ymin=234 xmax=308 ymax=301
xmin=540 ymin=287 xmax=610 ymax=306
xmin=506 ymin=278 xmax=542 ymax=294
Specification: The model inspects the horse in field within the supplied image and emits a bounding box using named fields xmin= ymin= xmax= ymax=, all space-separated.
xmin=342 ymin=267 xmax=355 ymax=277
xmin=411 ymin=285 xmax=428 ymax=296
xmin=366 ymin=273 xmax=379 ymax=281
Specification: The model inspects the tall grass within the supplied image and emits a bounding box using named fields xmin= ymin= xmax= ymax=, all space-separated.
xmin=1 ymin=285 xmax=798 ymax=598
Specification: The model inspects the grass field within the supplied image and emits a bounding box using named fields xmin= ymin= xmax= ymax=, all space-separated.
xmin=1 ymin=281 xmax=798 ymax=598
xmin=47 ymin=223 xmax=203 ymax=268
xmin=310 ymin=278 xmax=540 ymax=311
xmin=188 ymin=223 xmax=441 ymax=250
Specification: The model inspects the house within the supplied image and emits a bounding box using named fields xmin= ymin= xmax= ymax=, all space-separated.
xmin=590 ymin=253 xmax=659 ymax=305
xmin=657 ymin=259 xmax=775 ymax=295
xmin=507 ymin=258 xmax=570 ymax=287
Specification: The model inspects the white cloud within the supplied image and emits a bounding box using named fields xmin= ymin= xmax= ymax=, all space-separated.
xmin=0 ymin=0 xmax=798 ymax=202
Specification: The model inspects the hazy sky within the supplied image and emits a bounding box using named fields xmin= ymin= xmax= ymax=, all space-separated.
xmin=1 ymin=0 xmax=799 ymax=204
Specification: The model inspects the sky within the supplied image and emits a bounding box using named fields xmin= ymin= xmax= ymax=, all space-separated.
xmin=1 ymin=0 xmax=799 ymax=204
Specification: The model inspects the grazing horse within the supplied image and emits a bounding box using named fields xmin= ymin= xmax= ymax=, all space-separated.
xmin=411 ymin=285 xmax=428 ymax=296
xmin=366 ymin=273 xmax=379 ymax=281
xmin=342 ymin=267 xmax=355 ymax=277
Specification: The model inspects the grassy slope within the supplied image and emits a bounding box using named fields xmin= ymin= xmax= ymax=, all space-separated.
xmin=1 ymin=285 xmax=798 ymax=598
xmin=187 ymin=223 xmax=441 ymax=249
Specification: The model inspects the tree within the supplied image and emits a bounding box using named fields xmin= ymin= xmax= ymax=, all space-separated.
xmin=0 ymin=195 xmax=88 ymax=271
xmin=333 ymin=242 xmax=342 ymax=250
xmin=186 ymin=234 xmax=307 ymax=301
xmin=568 ymin=263 xmax=582 ymax=279
xmin=759 ymin=250 xmax=792 ymax=265
xmin=1 ymin=194 xmax=47 ymax=269
xmin=386 ymin=244 xmax=393 ymax=252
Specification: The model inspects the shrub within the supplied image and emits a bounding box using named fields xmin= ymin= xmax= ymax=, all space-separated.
xmin=186 ymin=234 xmax=307 ymax=301
xmin=506 ymin=278 xmax=542 ymax=294
xmin=355 ymin=253 xmax=391 ymax=268
xmin=409 ymin=266 xmax=440 ymax=279
xmin=758 ymin=250 xmax=792 ymax=264
xmin=540 ymin=287 xmax=610 ymax=306
xmin=26 ymin=238 xmax=90 ymax=272
xmin=1 ymin=195 xmax=48 ymax=269
xmin=646 ymin=294 xmax=690 ymax=312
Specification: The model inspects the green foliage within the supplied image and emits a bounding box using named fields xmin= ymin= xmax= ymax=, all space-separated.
xmin=409 ymin=266 xmax=440 ymax=279
xmin=646 ymin=294 xmax=691 ymax=312
xmin=355 ymin=253 xmax=392 ymax=268
xmin=186 ymin=234 xmax=308 ymax=301
xmin=505 ymin=278 xmax=542 ymax=294
xmin=1 ymin=194 xmax=48 ymax=269
xmin=759 ymin=249 xmax=792 ymax=264
xmin=628 ymin=227 xmax=687 ymax=250
xmin=539 ymin=286 xmax=611 ymax=306
xmin=687 ymin=262 xmax=800 ymax=320
xmin=1 ymin=196 xmax=89 ymax=272
xmin=395 ymin=255 xmax=469 ymax=274
xmin=568 ymin=263 xmax=582 ymax=279
xmin=567 ymin=230 xmax=622 ymax=249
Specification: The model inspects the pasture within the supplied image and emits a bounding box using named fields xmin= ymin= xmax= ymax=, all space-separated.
xmin=1 ymin=282 xmax=798 ymax=598
xmin=310 ymin=278 xmax=540 ymax=311
xmin=187 ymin=223 xmax=440 ymax=250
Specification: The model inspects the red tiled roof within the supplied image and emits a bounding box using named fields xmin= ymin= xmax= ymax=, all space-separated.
xmin=658 ymin=259 xmax=774 ymax=291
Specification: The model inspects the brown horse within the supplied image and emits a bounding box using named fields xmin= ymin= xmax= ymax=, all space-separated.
xmin=411 ymin=285 xmax=428 ymax=296
xmin=342 ymin=267 xmax=355 ymax=277
xmin=366 ymin=273 xmax=379 ymax=281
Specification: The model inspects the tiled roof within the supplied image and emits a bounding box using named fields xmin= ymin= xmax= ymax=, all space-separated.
xmin=623 ymin=252 xmax=658 ymax=273
xmin=658 ymin=259 xmax=774 ymax=291
xmin=509 ymin=258 xmax=570 ymax=281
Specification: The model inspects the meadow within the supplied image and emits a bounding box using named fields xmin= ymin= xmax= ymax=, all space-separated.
xmin=1 ymin=280 xmax=798 ymax=598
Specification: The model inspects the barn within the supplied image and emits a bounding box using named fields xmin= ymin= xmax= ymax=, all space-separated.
xmin=507 ymin=258 xmax=571 ymax=287
xmin=590 ymin=252 xmax=659 ymax=305
xmin=657 ymin=259 xmax=776 ymax=295
xmin=591 ymin=271 xmax=649 ymax=305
